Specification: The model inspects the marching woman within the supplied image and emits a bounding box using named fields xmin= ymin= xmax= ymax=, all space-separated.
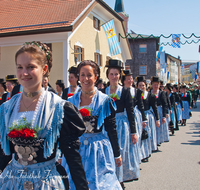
xmin=173 ymin=84 xmax=183 ymax=130
xmin=180 ymin=84 xmax=192 ymax=126
xmin=103 ymin=60 xmax=139 ymax=189
xmin=165 ymin=83 xmax=176 ymax=135
xmin=62 ymin=60 xmax=122 ymax=190
xmin=151 ymin=77 xmax=168 ymax=146
xmin=121 ymin=70 xmax=147 ymax=163
xmin=62 ymin=66 xmax=80 ymax=100
xmin=42 ymin=76 xmax=56 ymax=93
xmin=55 ymin=80 xmax=65 ymax=97
xmin=137 ymin=76 xmax=160 ymax=158
xmin=1 ymin=75 xmax=18 ymax=105
xmin=0 ymin=41 xmax=89 ymax=190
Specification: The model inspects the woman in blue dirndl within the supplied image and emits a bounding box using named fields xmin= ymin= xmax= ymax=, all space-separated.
xmin=180 ymin=84 xmax=192 ymax=126
xmin=121 ymin=70 xmax=147 ymax=163
xmin=61 ymin=60 xmax=122 ymax=190
xmin=0 ymin=42 xmax=89 ymax=190
xmin=102 ymin=60 xmax=138 ymax=189
xmin=137 ymin=76 xmax=160 ymax=157
xmin=173 ymin=84 xmax=183 ymax=130
xmin=151 ymin=77 xmax=168 ymax=146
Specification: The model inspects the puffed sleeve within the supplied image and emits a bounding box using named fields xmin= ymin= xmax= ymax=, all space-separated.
xmin=166 ymin=92 xmax=172 ymax=110
xmin=150 ymin=93 xmax=160 ymax=121
xmin=104 ymin=102 xmax=120 ymax=158
xmin=160 ymin=91 xmax=168 ymax=118
xmin=59 ymin=102 xmax=89 ymax=190
xmin=123 ymin=87 xmax=136 ymax=133
xmin=178 ymin=94 xmax=183 ymax=108
xmin=136 ymin=89 xmax=147 ymax=121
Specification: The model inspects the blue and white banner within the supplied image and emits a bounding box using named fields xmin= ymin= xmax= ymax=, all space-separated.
xmin=171 ymin=34 xmax=181 ymax=48
xmin=102 ymin=20 xmax=121 ymax=56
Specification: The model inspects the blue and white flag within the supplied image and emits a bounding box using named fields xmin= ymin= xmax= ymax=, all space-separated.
xmin=102 ymin=20 xmax=121 ymax=56
xmin=171 ymin=34 xmax=181 ymax=48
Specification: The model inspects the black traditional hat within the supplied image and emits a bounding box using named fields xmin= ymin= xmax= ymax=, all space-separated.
xmin=105 ymin=59 xmax=123 ymax=68
xmin=150 ymin=76 xmax=160 ymax=83
xmin=160 ymin=80 xmax=164 ymax=86
xmin=173 ymin=84 xmax=178 ymax=90
xmin=0 ymin=78 xmax=5 ymax=84
xmin=68 ymin=66 xmax=77 ymax=74
xmin=56 ymin=80 xmax=64 ymax=85
xmin=135 ymin=76 xmax=145 ymax=83
xmin=5 ymin=75 xmax=18 ymax=81
xmin=180 ymin=83 xmax=186 ymax=88
xmin=166 ymin=83 xmax=173 ymax=91
xmin=122 ymin=69 xmax=133 ymax=76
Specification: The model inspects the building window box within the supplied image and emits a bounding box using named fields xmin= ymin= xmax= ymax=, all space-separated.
xmin=93 ymin=16 xmax=100 ymax=31
xmin=139 ymin=44 xmax=147 ymax=53
xmin=139 ymin=65 xmax=147 ymax=75
xmin=94 ymin=52 xmax=102 ymax=67
xmin=74 ymin=45 xmax=84 ymax=64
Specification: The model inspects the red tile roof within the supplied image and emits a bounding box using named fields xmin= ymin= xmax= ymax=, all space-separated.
xmin=0 ymin=0 xmax=92 ymax=34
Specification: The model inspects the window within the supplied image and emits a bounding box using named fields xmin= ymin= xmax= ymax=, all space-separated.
xmin=74 ymin=45 xmax=84 ymax=64
xmin=139 ymin=44 xmax=147 ymax=53
xmin=125 ymin=65 xmax=130 ymax=70
xmin=94 ymin=53 xmax=102 ymax=66
xmin=139 ymin=65 xmax=147 ymax=75
xmin=93 ymin=16 xmax=100 ymax=31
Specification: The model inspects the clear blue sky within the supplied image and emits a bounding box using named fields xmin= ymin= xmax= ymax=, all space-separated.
xmin=104 ymin=0 xmax=200 ymax=61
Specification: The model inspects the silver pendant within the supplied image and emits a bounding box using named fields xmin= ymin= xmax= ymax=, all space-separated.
xmin=23 ymin=181 xmax=33 ymax=190
xmin=83 ymin=139 xmax=89 ymax=145
xmin=25 ymin=147 xmax=31 ymax=154
xmin=18 ymin=146 xmax=25 ymax=154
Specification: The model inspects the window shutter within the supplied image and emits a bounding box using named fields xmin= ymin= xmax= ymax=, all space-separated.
xmin=94 ymin=53 xmax=97 ymax=63
xmin=93 ymin=17 xmax=96 ymax=28
xmin=98 ymin=19 xmax=100 ymax=31
xmin=100 ymin=54 xmax=102 ymax=66
xmin=81 ymin=48 xmax=84 ymax=61
xmin=74 ymin=45 xmax=78 ymax=61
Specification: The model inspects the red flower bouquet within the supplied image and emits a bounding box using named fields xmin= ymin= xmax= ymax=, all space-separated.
xmin=8 ymin=117 xmax=41 ymax=145
xmin=141 ymin=93 xmax=145 ymax=100
xmin=68 ymin=93 xmax=74 ymax=98
xmin=79 ymin=108 xmax=92 ymax=117
xmin=109 ymin=93 xmax=119 ymax=101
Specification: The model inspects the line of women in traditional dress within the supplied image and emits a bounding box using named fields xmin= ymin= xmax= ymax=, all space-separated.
xmin=0 ymin=53 xmax=192 ymax=190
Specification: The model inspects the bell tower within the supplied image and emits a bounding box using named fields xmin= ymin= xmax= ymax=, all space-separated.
xmin=114 ymin=0 xmax=129 ymax=33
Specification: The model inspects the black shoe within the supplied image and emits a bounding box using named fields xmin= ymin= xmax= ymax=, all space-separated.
xmin=174 ymin=128 xmax=179 ymax=131
xmin=141 ymin=158 xmax=148 ymax=162
xmin=120 ymin=182 xmax=125 ymax=190
xmin=133 ymin=178 xmax=139 ymax=181
xmin=171 ymin=128 xmax=175 ymax=135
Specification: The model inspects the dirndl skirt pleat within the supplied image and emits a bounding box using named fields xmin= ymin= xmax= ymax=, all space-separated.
xmin=133 ymin=106 xmax=143 ymax=163
xmin=157 ymin=106 xmax=169 ymax=144
xmin=176 ymin=103 xmax=182 ymax=121
xmin=115 ymin=112 xmax=140 ymax=182
xmin=182 ymin=101 xmax=190 ymax=119
xmin=140 ymin=110 xmax=151 ymax=159
xmin=145 ymin=110 xmax=157 ymax=152
xmin=61 ymin=132 xmax=122 ymax=190
xmin=0 ymin=156 xmax=65 ymax=190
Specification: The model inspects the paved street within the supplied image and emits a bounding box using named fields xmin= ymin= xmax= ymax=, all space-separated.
xmin=126 ymin=100 xmax=200 ymax=190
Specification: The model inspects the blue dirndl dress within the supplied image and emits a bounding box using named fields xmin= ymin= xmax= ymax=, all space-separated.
xmin=176 ymin=103 xmax=182 ymax=121
xmin=0 ymin=91 xmax=71 ymax=190
xmin=157 ymin=106 xmax=169 ymax=144
xmin=105 ymin=86 xmax=140 ymax=182
xmin=61 ymin=90 xmax=122 ymax=190
xmin=182 ymin=101 xmax=190 ymax=119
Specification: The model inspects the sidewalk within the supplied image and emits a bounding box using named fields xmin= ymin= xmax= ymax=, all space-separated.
xmin=126 ymin=100 xmax=200 ymax=190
